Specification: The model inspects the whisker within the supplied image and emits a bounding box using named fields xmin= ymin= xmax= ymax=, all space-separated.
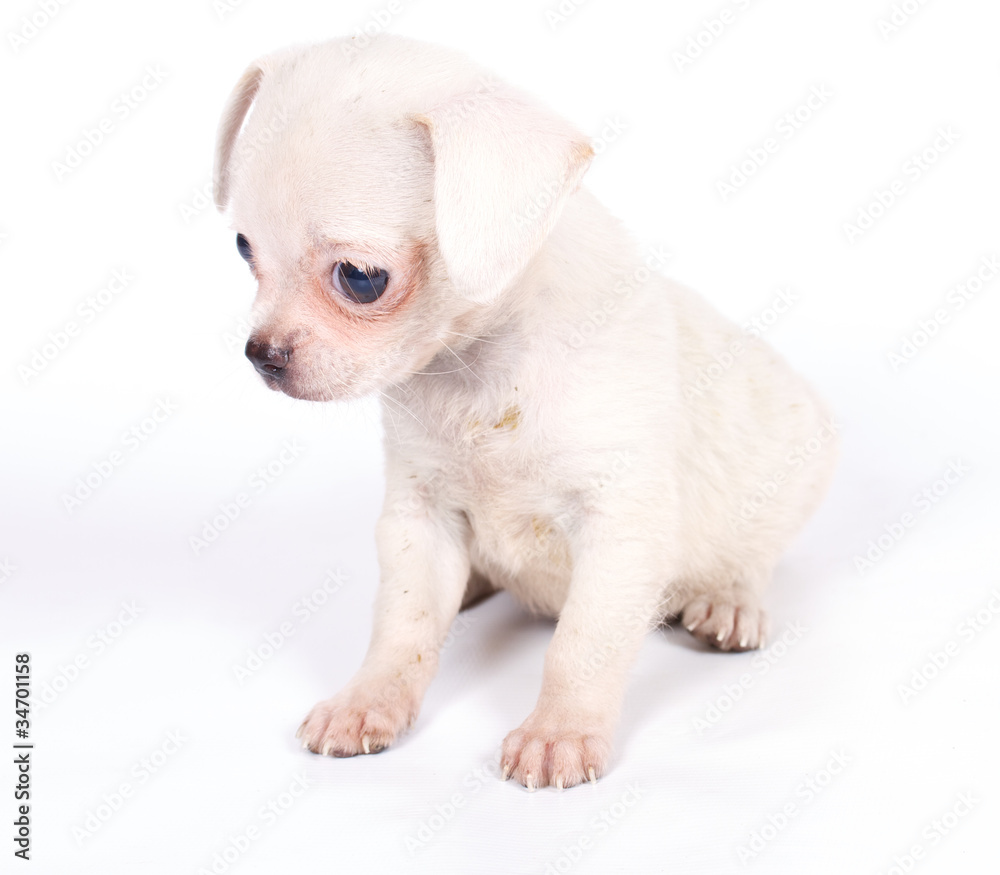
xmin=377 ymin=389 xmax=403 ymax=443
xmin=439 ymin=339 xmax=488 ymax=387
xmin=408 ymin=365 xmax=481 ymax=376
xmin=444 ymin=329 xmax=509 ymax=346
xmin=377 ymin=389 xmax=428 ymax=433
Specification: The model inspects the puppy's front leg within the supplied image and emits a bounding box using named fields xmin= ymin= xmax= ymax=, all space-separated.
xmin=298 ymin=484 xmax=470 ymax=757
xmin=502 ymin=525 xmax=667 ymax=790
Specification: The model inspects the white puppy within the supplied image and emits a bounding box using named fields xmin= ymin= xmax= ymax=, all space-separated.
xmin=214 ymin=35 xmax=837 ymax=790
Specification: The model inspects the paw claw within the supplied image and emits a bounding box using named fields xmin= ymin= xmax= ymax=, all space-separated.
xmin=681 ymin=594 xmax=767 ymax=652
xmin=297 ymin=684 xmax=418 ymax=759
xmin=501 ymin=720 xmax=611 ymax=790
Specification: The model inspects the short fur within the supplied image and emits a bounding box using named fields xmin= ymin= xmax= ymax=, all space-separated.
xmin=214 ymin=35 xmax=838 ymax=790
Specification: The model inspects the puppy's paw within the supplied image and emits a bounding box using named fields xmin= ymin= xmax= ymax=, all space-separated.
xmin=296 ymin=684 xmax=417 ymax=758
xmin=681 ymin=594 xmax=768 ymax=652
xmin=500 ymin=715 xmax=612 ymax=790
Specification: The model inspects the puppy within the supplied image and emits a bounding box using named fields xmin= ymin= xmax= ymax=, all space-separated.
xmin=214 ymin=35 xmax=837 ymax=790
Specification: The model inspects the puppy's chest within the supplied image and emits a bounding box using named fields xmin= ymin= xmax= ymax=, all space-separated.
xmin=414 ymin=388 xmax=572 ymax=582
xmin=448 ymin=411 xmax=572 ymax=599
xmin=441 ymin=394 xmax=545 ymax=507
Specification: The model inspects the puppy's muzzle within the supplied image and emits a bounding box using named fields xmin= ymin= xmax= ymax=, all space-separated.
xmin=245 ymin=338 xmax=291 ymax=379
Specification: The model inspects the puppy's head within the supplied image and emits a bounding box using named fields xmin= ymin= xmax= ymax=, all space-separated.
xmin=214 ymin=37 xmax=593 ymax=401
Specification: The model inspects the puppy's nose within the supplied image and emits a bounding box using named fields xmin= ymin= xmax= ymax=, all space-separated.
xmin=245 ymin=338 xmax=291 ymax=377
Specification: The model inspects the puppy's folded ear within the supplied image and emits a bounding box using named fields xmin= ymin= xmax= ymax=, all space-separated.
xmin=414 ymin=87 xmax=594 ymax=304
xmin=213 ymin=61 xmax=267 ymax=212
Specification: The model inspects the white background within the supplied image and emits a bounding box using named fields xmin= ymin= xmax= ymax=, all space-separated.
xmin=1 ymin=0 xmax=999 ymax=873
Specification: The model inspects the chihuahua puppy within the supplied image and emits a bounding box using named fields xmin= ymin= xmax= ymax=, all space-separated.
xmin=214 ymin=35 xmax=837 ymax=790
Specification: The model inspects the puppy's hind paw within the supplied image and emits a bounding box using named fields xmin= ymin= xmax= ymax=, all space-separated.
xmin=681 ymin=595 xmax=767 ymax=652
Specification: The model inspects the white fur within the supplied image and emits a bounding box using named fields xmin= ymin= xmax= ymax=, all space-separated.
xmin=215 ymin=35 xmax=838 ymax=790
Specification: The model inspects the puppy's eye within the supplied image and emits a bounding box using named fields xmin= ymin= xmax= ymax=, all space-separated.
xmin=236 ymin=233 xmax=253 ymax=263
xmin=332 ymin=261 xmax=390 ymax=304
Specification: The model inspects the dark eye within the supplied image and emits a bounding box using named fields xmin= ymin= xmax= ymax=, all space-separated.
xmin=236 ymin=233 xmax=253 ymax=263
xmin=332 ymin=261 xmax=390 ymax=304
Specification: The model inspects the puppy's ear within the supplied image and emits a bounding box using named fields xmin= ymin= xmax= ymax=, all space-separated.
xmin=414 ymin=87 xmax=594 ymax=304
xmin=213 ymin=62 xmax=266 ymax=211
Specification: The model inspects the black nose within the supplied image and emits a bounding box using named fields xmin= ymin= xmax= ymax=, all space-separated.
xmin=245 ymin=338 xmax=291 ymax=378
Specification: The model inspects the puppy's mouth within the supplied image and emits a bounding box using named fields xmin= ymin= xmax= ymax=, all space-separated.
xmin=256 ymin=370 xmax=286 ymax=393
xmin=245 ymin=338 xmax=366 ymax=402
xmin=243 ymin=338 xmax=315 ymax=400
xmin=255 ymin=368 xmax=349 ymax=402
